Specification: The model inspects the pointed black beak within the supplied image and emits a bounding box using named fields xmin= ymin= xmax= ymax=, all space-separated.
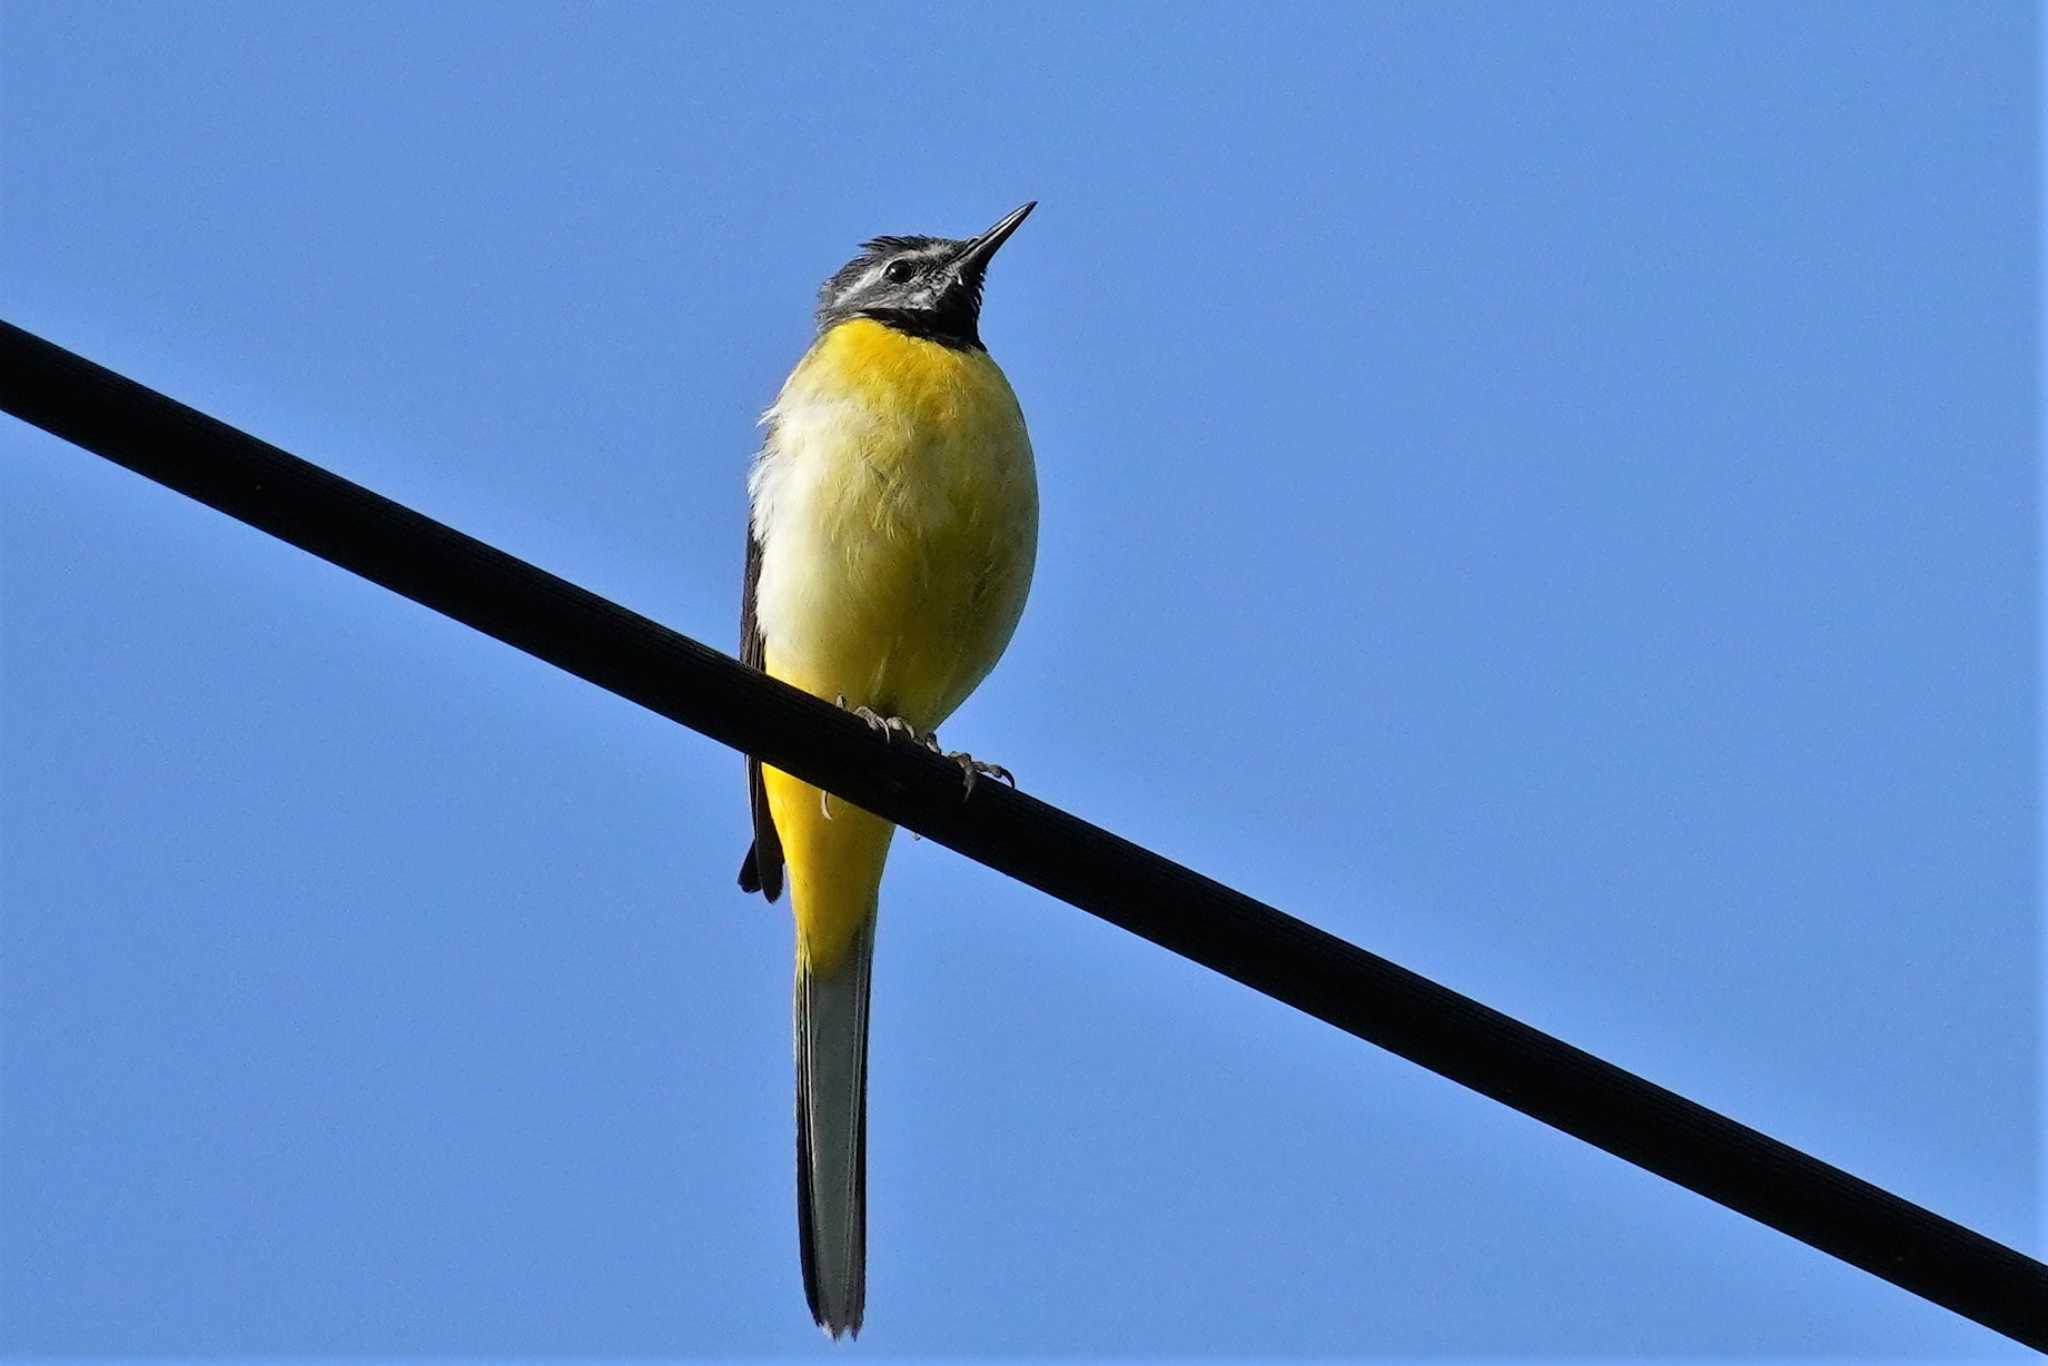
xmin=952 ymin=201 xmax=1036 ymax=278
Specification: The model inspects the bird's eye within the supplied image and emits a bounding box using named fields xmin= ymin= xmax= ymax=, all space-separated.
xmin=882 ymin=259 xmax=917 ymax=284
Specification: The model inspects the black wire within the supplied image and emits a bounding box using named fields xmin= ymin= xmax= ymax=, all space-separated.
xmin=2 ymin=318 xmax=2041 ymax=1349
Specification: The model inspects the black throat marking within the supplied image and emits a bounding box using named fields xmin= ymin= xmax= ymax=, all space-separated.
xmin=851 ymin=305 xmax=983 ymax=352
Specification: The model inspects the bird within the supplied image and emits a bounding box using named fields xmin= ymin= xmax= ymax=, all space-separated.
xmin=736 ymin=202 xmax=1040 ymax=1337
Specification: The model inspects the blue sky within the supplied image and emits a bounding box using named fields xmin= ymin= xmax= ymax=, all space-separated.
xmin=0 ymin=1 xmax=2036 ymax=1358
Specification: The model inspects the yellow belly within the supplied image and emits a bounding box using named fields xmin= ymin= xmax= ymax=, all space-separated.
xmin=750 ymin=318 xmax=1038 ymax=966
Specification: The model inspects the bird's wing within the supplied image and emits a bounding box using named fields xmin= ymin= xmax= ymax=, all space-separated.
xmin=737 ymin=518 xmax=786 ymax=900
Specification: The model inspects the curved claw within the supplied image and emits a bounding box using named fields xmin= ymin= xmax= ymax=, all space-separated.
xmin=847 ymin=702 xmax=920 ymax=745
xmin=946 ymin=751 xmax=1016 ymax=799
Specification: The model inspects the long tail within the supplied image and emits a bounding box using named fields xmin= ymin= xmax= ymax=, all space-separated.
xmin=795 ymin=915 xmax=874 ymax=1338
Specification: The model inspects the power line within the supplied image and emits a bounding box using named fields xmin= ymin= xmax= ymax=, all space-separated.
xmin=1 ymin=318 xmax=2041 ymax=1350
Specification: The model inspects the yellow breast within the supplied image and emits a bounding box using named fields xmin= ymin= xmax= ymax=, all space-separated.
xmin=748 ymin=318 xmax=1038 ymax=731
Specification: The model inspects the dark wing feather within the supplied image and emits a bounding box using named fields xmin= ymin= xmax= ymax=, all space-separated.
xmin=737 ymin=519 xmax=786 ymax=900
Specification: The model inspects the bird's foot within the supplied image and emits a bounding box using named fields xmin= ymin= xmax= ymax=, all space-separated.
xmin=831 ymin=697 xmax=1009 ymax=797
xmin=836 ymin=694 xmax=920 ymax=745
xmin=946 ymin=750 xmax=1015 ymax=799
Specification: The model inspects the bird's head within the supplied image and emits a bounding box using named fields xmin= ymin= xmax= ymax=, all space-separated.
xmin=815 ymin=201 xmax=1035 ymax=351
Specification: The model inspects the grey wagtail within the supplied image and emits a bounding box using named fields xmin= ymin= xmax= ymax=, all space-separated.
xmin=736 ymin=202 xmax=1039 ymax=1337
